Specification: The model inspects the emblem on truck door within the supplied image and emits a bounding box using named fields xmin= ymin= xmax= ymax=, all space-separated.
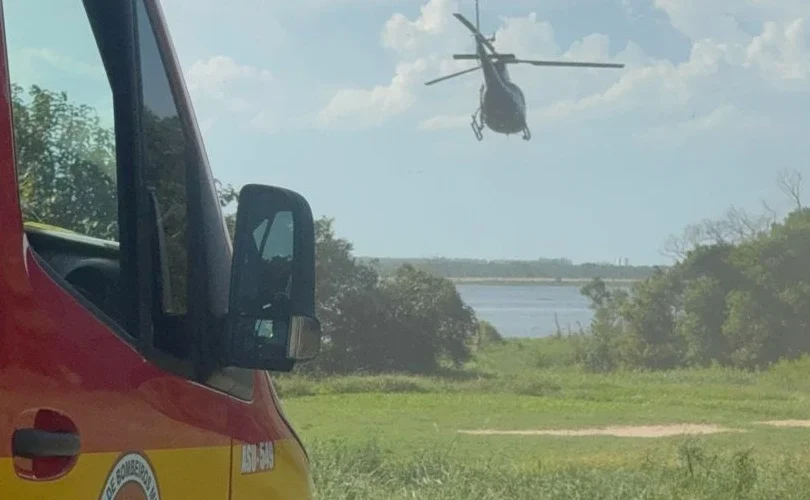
xmin=99 ymin=452 xmax=161 ymax=500
xmin=240 ymin=441 xmax=274 ymax=474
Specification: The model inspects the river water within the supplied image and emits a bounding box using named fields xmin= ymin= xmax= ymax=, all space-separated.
xmin=456 ymin=284 xmax=594 ymax=338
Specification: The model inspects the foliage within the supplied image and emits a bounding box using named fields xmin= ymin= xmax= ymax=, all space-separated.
xmin=308 ymin=219 xmax=478 ymax=374
xmin=13 ymin=83 xmax=118 ymax=240
xmin=216 ymin=179 xmax=238 ymax=238
xmin=577 ymin=174 xmax=810 ymax=372
xmin=142 ymin=108 xmax=190 ymax=312
xmin=305 ymin=436 xmax=810 ymax=500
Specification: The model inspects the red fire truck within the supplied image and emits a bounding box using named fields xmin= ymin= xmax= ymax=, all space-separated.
xmin=0 ymin=0 xmax=320 ymax=497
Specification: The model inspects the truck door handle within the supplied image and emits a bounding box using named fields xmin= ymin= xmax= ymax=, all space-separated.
xmin=12 ymin=429 xmax=81 ymax=458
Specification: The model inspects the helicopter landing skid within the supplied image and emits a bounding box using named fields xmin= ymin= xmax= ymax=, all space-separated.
xmin=470 ymin=109 xmax=484 ymax=141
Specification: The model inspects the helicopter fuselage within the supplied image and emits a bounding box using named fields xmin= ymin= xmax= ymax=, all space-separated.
xmin=479 ymin=59 xmax=527 ymax=135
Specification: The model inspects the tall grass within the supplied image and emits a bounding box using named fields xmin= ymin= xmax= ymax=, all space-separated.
xmin=309 ymin=437 xmax=810 ymax=499
xmin=275 ymin=338 xmax=810 ymax=401
xmin=278 ymin=338 xmax=810 ymax=499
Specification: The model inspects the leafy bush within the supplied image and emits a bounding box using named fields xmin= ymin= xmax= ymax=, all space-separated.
xmin=305 ymin=219 xmax=480 ymax=374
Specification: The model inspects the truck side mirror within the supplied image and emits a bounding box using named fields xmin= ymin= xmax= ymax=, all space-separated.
xmin=225 ymin=184 xmax=321 ymax=371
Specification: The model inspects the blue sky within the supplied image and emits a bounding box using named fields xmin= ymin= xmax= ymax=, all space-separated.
xmin=7 ymin=0 xmax=810 ymax=265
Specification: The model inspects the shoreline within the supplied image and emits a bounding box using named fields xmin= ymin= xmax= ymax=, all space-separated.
xmin=448 ymin=277 xmax=640 ymax=286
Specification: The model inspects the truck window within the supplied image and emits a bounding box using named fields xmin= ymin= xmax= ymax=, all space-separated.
xmin=5 ymin=0 xmax=127 ymax=329
xmin=6 ymin=0 xmax=117 ymax=242
xmin=136 ymin=0 xmax=189 ymax=318
xmin=135 ymin=0 xmax=198 ymax=364
xmin=5 ymin=0 xmax=192 ymax=357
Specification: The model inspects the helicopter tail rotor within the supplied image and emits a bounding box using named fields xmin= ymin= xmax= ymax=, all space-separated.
xmin=453 ymin=13 xmax=498 ymax=55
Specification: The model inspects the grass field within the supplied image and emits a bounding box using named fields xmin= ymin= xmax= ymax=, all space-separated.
xmin=275 ymin=338 xmax=810 ymax=499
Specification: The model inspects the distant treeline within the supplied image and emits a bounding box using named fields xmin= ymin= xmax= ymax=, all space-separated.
xmin=358 ymin=257 xmax=658 ymax=281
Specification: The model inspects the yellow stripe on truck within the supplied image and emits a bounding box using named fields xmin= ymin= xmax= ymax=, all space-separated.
xmin=0 ymin=439 xmax=309 ymax=499
xmin=231 ymin=438 xmax=314 ymax=499
xmin=1 ymin=446 xmax=229 ymax=499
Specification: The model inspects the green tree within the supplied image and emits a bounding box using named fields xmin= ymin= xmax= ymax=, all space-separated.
xmin=309 ymin=217 xmax=382 ymax=373
xmin=676 ymin=244 xmax=739 ymax=366
xmin=142 ymin=109 xmax=190 ymax=312
xmin=383 ymin=264 xmax=477 ymax=369
xmin=216 ymin=179 xmax=238 ymax=238
xmin=306 ymin=219 xmax=478 ymax=374
xmin=13 ymin=83 xmax=117 ymax=239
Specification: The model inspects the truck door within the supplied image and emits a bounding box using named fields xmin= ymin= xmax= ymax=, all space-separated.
xmin=0 ymin=0 xmax=234 ymax=497
xmin=229 ymin=366 xmax=313 ymax=497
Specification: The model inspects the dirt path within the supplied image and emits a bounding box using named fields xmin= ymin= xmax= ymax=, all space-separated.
xmin=458 ymin=423 xmax=743 ymax=438
xmin=755 ymin=419 xmax=810 ymax=428
xmin=459 ymin=419 xmax=810 ymax=438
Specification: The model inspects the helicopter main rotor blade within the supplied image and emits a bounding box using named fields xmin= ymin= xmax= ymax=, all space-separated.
xmin=452 ymin=13 xmax=498 ymax=55
xmin=424 ymin=66 xmax=481 ymax=86
xmin=507 ymin=59 xmax=625 ymax=69
xmin=453 ymin=53 xmax=516 ymax=61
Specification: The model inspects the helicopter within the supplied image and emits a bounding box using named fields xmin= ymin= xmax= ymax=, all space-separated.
xmin=424 ymin=0 xmax=625 ymax=141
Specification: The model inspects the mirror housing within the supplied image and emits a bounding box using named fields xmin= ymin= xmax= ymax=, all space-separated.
xmin=224 ymin=184 xmax=321 ymax=371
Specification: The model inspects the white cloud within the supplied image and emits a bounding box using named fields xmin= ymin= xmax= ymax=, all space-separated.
xmin=518 ymin=10 xmax=810 ymax=140
xmin=654 ymin=0 xmax=810 ymax=42
xmin=316 ymin=59 xmax=429 ymax=129
xmin=316 ymin=0 xmax=471 ymax=128
xmin=187 ymin=56 xmax=272 ymax=110
xmin=184 ymin=56 xmax=280 ymax=132
xmin=653 ymin=0 xmax=753 ymax=43
xmin=490 ymin=12 xmax=560 ymax=57
xmin=382 ymin=0 xmax=458 ymax=52
xmin=745 ymin=18 xmax=810 ymax=87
